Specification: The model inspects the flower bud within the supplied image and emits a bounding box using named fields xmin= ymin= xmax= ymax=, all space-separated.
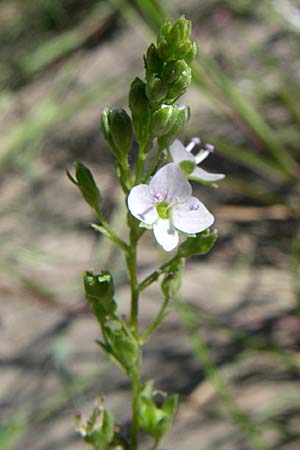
xmin=83 ymin=270 xmax=116 ymax=323
xmin=150 ymin=104 xmax=177 ymax=137
xmin=67 ymin=162 xmax=102 ymax=210
xmin=101 ymin=107 xmax=112 ymax=143
xmin=129 ymin=77 xmax=149 ymax=116
xmin=138 ymin=381 xmax=178 ymax=439
xmin=162 ymin=59 xmax=190 ymax=84
xmin=101 ymin=320 xmax=139 ymax=373
xmin=183 ymin=42 xmax=198 ymax=64
xmin=157 ymin=17 xmax=194 ymax=63
xmin=158 ymin=104 xmax=189 ymax=148
xmin=166 ymin=69 xmax=192 ymax=102
xmin=169 ymin=16 xmax=191 ymax=43
xmin=145 ymin=43 xmax=163 ymax=75
xmin=146 ymin=75 xmax=168 ymax=106
xmin=109 ymin=107 xmax=133 ymax=155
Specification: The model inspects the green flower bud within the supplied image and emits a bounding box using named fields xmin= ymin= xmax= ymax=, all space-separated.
xmin=145 ymin=43 xmax=163 ymax=75
xmin=159 ymin=20 xmax=172 ymax=39
xmin=150 ymin=104 xmax=177 ymax=137
xmin=179 ymin=229 xmax=217 ymax=257
xmin=138 ymin=381 xmax=178 ymax=439
xmin=162 ymin=59 xmax=190 ymax=84
xmin=83 ymin=270 xmax=116 ymax=323
xmin=157 ymin=17 xmax=195 ymax=63
xmin=100 ymin=107 xmax=111 ymax=140
xmin=183 ymin=41 xmax=197 ymax=64
xmin=146 ymin=75 xmax=168 ymax=107
xmin=109 ymin=107 xmax=133 ymax=155
xmin=158 ymin=104 xmax=189 ymax=148
xmin=129 ymin=77 xmax=151 ymax=143
xmin=157 ymin=39 xmax=172 ymax=61
xmin=67 ymin=162 xmax=102 ymax=209
xmin=170 ymin=16 xmax=191 ymax=43
xmin=166 ymin=70 xmax=192 ymax=102
xmin=129 ymin=77 xmax=149 ymax=117
xmin=101 ymin=320 xmax=139 ymax=373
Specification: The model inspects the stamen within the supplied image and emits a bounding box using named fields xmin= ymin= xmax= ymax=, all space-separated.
xmin=186 ymin=136 xmax=201 ymax=153
xmin=204 ymin=143 xmax=214 ymax=153
xmin=195 ymin=150 xmax=209 ymax=164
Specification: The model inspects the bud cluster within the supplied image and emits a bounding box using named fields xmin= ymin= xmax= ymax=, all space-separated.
xmin=145 ymin=17 xmax=197 ymax=108
xmin=99 ymin=16 xmax=197 ymax=176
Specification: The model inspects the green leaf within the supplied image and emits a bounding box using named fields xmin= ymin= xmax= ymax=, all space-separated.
xmin=179 ymin=229 xmax=217 ymax=258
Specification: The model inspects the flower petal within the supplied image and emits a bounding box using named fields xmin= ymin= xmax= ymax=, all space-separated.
xmin=127 ymin=184 xmax=158 ymax=224
xmin=191 ymin=166 xmax=225 ymax=182
xmin=153 ymin=219 xmax=179 ymax=251
xmin=173 ymin=196 xmax=214 ymax=234
xmin=150 ymin=163 xmax=192 ymax=203
xmin=169 ymin=139 xmax=195 ymax=164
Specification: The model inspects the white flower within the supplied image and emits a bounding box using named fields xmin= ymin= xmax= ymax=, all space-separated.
xmin=169 ymin=138 xmax=225 ymax=182
xmin=127 ymin=163 xmax=214 ymax=252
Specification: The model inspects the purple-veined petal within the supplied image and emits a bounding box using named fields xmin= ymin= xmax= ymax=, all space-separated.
xmin=191 ymin=166 xmax=225 ymax=182
xmin=169 ymin=139 xmax=195 ymax=164
xmin=150 ymin=163 xmax=192 ymax=203
xmin=153 ymin=218 xmax=179 ymax=251
xmin=173 ymin=196 xmax=214 ymax=234
xmin=127 ymin=184 xmax=158 ymax=224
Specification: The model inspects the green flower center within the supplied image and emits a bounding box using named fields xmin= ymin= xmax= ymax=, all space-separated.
xmin=179 ymin=160 xmax=195 ymax=175
xmin=156 ymin=200 xmax=172 ymax=219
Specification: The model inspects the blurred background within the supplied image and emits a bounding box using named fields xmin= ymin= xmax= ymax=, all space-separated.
xmin=1 ymin=1 xmax=300 ymax=449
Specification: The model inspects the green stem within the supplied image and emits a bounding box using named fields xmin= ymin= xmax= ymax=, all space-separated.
xmin=139 ymin=255 xmax=179 ymax=291
xmin=130 ymin=362 xmax=141 ymax=450
xmin=152 ymin=437 xmax=160 ymax=450
xmin=94 ymin=207 xmax=129 ymax=253
xmin=126 ymin=214 xmax=141 ymax=450
xmin=140 ymin=295 xmax=170 ymax=344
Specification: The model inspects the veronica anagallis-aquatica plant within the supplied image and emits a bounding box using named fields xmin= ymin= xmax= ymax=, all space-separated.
xmin=67 ymin=16 xmax=224 ymax=450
